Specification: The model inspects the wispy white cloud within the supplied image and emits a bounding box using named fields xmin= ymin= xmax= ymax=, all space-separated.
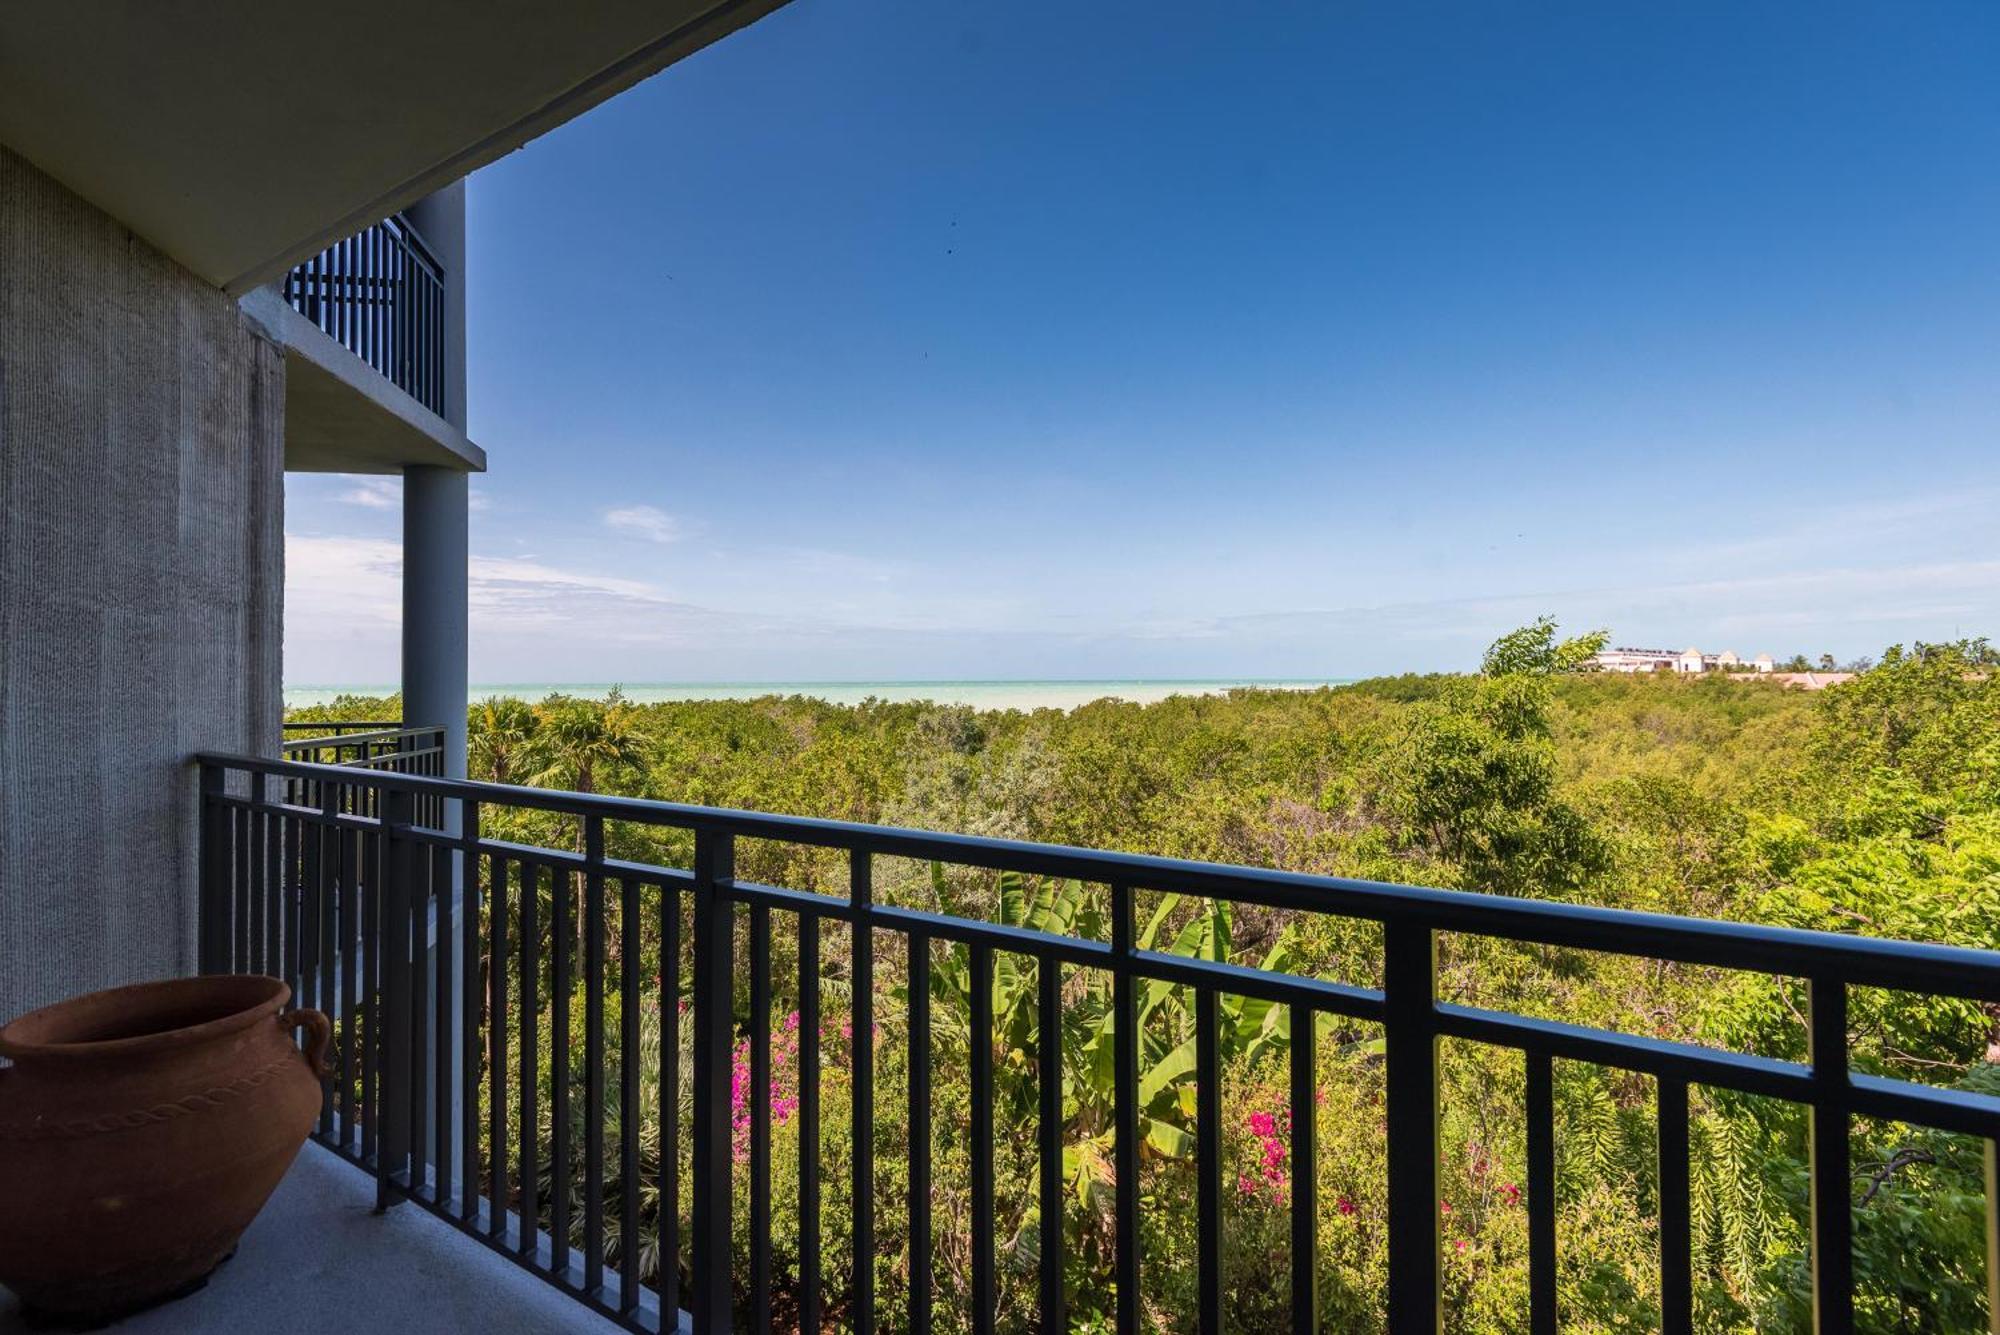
xmin=338 ymin=478 xmax=401 ymax=510
xmin=286 ymin=532 xmax=806 ymax=680
xmin=284 ymin=501 xmax=2000 ymax=683
xmin=1121 ymin=559 xmax=2000 ymax=663
xmin=288 ymin=534 xmax=689 ymax=629
xmin=604 ymin=505 xmax=686 ymax=545
xmin=1662 ymin=489 xmax=2000 ymax=569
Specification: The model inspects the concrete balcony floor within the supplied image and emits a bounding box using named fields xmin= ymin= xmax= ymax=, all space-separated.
xmin=0 ymin=1144 xmax=623 ymax=1334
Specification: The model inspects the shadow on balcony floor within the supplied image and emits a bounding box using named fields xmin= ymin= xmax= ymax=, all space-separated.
xmin=0 ymin=1143 xmax=624 ymax=1333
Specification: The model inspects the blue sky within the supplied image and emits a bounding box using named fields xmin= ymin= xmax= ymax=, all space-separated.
xmin=285 ymin=1 xmax=2000 ymax=684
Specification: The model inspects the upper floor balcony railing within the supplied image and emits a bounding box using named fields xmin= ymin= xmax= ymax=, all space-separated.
xmin=193 ymin=751 xmax=2000 ymax=1334
xmin=282 ymin=213 xmax=446 ymax=417
xmin=281 ymin=721 xmax=442 ymax=764
xmin=278 ymin=723 xmax=446 ymax=824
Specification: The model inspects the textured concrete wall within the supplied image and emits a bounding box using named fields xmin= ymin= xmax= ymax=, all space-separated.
xmin=0 ymin=146 xmax=284 ymax=1024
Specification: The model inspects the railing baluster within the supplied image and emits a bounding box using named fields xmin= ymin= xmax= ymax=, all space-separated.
xmin=360 ymin=224 xmax=372 ymax=367
xmin=970 ymin=942 xmax=996 ymax=1335
xmin=349 ymin=234 xmax=361 ymax=354
xmin=1526 ymin=1051 xmax=1558 ymax=1335
xmin=372 ymin=222 xmax=385 ymax=371
xmin=408 ymin=832 xmax=431 ymax=1202
xmin=431 ymin=266 xmax=445 ymax=412
xmin=1658 ymin=1076 xmax=1692 ymax=1335
xmin=408 ymin=257 xmax=420 ymax=403
xmin=690 ymin=828 xmax=735 ymax=1334
xmin=489 ymin=857 xmax=510 ymax=1241
xmin=1040 ymin=952 xmax=1066 ymax=1333
xmin=264 ymin=796 xmax=282 ymax=1005
xmin=349 ymin=233 xmax=362 ymax=355
xmin=749 ymin=903 xmax=773 ymax=1331
xmin=422 ymin=263 xmax=433 ymax=407
xmin=1112 ymin=883 xmax=1141 ymax=1335
xmin=908 ymin=930 xmax=933 ymax=1335
xmin=297 ymin=797 xmax=320 ymax=1012
xmin=323 ymin=236 xmax=337 ymax=344
xmin=1808 ymin=979 xmax=1853 ymax=1335
xmin=418 ymin=253 xmax=430 ymax=406
xmin=661 ymin=882 xmax=681 ymax=1312
xmin=338 ymin=234 xmax=351 ymax=348
xmin=619 ymin=873 xmax=642 ymax=1314
xmin=1291 ymin=1001 xmax=1318 ymax=1333
xmin=395 ymin=224 xmax=410 ymax=391
xmin=233 ymin=804 xmax=250 ymax=973
xmin=355 ymin=227 xmax=368 ymax=364
xmin=1196 ymin=985 xmax=1222 ymax=1335
xmin=250 ymin=791 xmax=270 ymax=971
xmin=378 ymin=785 xmax=415 ymax=1210
xmin=851 ymin=849 xmax=876 ymax=1335
xmin=360 ymin=826 xmax=379 ymax=1166
xmin=339 ymin=821 xmax=360 ymax=1149
xmin=799 ymin=910 xmax=822 ymax=1335
xmin=247 ymin=792 xmax=266 ymax=975
xmin=197 ymin=763 xmax=226 ymax=976
xmin=318 ymin=794 xmax=340 ymax=1139
xmin=585 ymin=819 xmax=607 ymax=1296
xmin=283 ymin=813 xmax=302 ymax=1007
xmin=460 ymin=804 xmax=481 ymax=1224
xmin=552 ymin=857 xmax=573 ymax=1277
xmin=434 ymin=842 xmax=455 ymax=1212
xmin=518 ymin=859 xmax=540 ymax=1256
xmin=1384 ymin=921 xmax=1440 ymax=1335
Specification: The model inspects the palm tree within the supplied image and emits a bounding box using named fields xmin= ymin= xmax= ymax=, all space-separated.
xmin=524 ymin=696 xmax=648 ymax=952
xmin=469 ymin=696 xmax=538 ymax=784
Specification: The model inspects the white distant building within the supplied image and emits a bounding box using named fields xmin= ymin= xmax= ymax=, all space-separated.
xmin=1589 ymin=645 xmax=1767 ymax=675
xmin=1591 ymin=646 xmax=1681 ymax=673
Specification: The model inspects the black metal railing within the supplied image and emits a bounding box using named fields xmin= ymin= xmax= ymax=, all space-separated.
xmin=193 ymin=753 xmax=2000 ymax=1335
xmin=279 ymin=725 xmax=446 ymax=826
xmin=280 ymin=724 xmax=444 ymax=768
xmin=282 ymin=213 xmax=446 ymax=416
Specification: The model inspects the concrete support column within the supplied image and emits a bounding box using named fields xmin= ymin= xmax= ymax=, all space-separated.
xmin=402 ymin=186 xmax=473 ymax=1184
xmin=401 ymin=465 xmax=469 ymax=778
xmin=402 ymin=463 xmax=469 ymax=1179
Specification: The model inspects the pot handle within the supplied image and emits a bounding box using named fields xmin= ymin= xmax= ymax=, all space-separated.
xmin=281 ymin=1007 xmax=333 ymax=1080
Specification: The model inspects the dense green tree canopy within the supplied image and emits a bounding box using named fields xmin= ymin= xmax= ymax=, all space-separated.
xmin=291 ymin=627 xmax=1999 ymax=1332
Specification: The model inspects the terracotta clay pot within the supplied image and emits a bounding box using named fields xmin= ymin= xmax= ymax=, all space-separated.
xmin=0 ymin=975 xmax=329 ymax=1322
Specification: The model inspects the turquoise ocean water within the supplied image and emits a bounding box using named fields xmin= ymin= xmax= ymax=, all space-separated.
xmin=283 ymin=679 xmax=1354 ymax=712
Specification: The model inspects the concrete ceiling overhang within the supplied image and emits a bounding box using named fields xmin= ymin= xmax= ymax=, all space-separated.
xmin=0 ymin=0 xmax=789 ymax=295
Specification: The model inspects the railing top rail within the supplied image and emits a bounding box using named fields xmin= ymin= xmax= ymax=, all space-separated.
xmin=382 ymin=210 xmax=442 ymax=276
xmin=197 ymin=750 xmax=2000 ymax=1000
xmin=281 ymin=720 xmax=405 ymax=732
xmin=280 ymin=725 xmax=443 ymax=751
